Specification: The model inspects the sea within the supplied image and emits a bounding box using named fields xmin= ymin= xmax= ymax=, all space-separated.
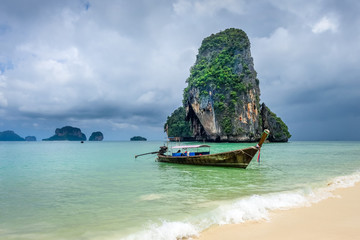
xmin=1 ymin=140 xmax=360 ymax=240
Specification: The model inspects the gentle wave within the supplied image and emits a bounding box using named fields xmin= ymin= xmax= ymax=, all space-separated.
xmin=121 ymin=221 xmax=199 ymax=240
xmin=139 ymin=194 xmax=165 ymax=201
xmin=121 ymin=171 xmax=360 ymax=240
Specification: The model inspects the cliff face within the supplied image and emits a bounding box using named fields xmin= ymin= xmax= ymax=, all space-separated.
xmin=43 ymin=126 xmax=87 ymax=141
xmin=184 ymin=28 xmax=261 ymax=142
xmin=182 ymin=28 xmax=290 ymax=142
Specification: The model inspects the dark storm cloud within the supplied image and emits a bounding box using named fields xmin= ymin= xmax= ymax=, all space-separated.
xmin=0 ymin=0 xmax=359 ymax=140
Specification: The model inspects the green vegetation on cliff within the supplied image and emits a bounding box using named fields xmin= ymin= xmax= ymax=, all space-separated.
xmin=164 ymin=107 xmax=192 ymax=137
xmin=260 ymin=103 xmax=291 ymax=141
xmin=266 ymin=107 xmax=292 ymax=140
xmin=183 ymin=28 xmax=255 ymax=104
xmin=165 ymin=28 xmax=290 ymax=142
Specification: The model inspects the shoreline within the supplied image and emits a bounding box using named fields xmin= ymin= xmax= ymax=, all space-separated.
xmin=197 ymin=182 xmax=360 ymax=240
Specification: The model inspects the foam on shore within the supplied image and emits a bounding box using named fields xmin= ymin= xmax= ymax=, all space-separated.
xmin=121 ymin=171 xmax=360 ymax=240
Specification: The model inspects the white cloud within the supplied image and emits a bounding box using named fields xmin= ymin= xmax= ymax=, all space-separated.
xmin=194 ymin=0 xmax=244 ymax=15
xmin=173 ymin=0 xmax=193 ymax=15
xmin=173 ymin=0 xmax=244 ymax=16
xmin=111 ymin=121 xmax=139 ymax=130
xmin=312 ymin=16 xmax=339 ymax=34
xmin=0 ymin=75 xmax=8 ymax=107
xmin=137 ymin=91 xmax=156 ymax=104
xmin=0 ymin=75 xmax=7 ymax=88
xmin=0 ymin=92 xmax=8 ymax=107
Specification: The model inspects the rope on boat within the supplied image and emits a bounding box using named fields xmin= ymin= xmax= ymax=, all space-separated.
xmin=239 ymin=148 xmax=256 ymax=159
xmin=260 ymin=162 xmax=287 ymax=174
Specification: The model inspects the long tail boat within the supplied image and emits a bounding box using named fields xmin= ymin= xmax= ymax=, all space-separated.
xmin=156 ymin=129 xmax=270 ymax=168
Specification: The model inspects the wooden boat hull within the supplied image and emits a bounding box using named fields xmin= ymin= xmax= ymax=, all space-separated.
xmin=157 ymin=146 xmax=259 ymax=168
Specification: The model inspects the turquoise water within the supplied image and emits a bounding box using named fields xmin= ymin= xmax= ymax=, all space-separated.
xmin=0 ymin=141 xmax=360 ymax=239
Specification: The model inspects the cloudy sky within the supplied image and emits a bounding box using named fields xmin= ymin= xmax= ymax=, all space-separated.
xmin=0 ymin=0 xmax=359 ymax=141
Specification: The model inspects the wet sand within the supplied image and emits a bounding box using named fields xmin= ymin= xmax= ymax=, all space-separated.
xmin=197 ymin=183 xmax=360 ymax=240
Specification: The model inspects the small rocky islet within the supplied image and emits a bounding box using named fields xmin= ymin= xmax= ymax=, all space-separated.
xmin=89 ymin=131 xmax=104 ymax=141
xmin=130 ymin=136 xmax=147 ymax=141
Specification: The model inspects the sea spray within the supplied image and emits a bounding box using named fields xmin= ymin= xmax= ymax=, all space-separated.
xmin=122 ymin=221 xmax=199 ymax=240
xmin=327 ymin=171 xmax=360 ymax=189
xmin=121 ymin=192 xmax=309 ymax=240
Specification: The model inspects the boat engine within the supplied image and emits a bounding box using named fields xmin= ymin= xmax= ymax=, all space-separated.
xmin=158 ymin=146 xmax=168 ymax=155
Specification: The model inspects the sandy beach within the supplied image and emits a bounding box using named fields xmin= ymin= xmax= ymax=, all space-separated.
xmin=197 ymin=183 xmax=360 ymax=240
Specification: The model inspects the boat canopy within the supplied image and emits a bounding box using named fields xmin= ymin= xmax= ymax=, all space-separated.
xmin=171 ymin=145 xmax=210 ymax=149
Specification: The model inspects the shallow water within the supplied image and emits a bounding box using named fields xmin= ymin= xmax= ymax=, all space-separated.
xmin=0 ymin=141 xmax=359 ymax=239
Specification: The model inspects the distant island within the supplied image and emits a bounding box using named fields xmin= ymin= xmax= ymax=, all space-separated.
xmin=0 ymin=127 xmax=105 ymax=142
xmin=130 ymin=136 xmax=147 ymax=141
xmin=43 ymin=126 xmax=87 ymax=141
xmin=89 ymin=131 xmax=104 ymax=141
xmin=0 ymin=131 xmax=39 ymax=141
xmin=0 ymin=130 xmax=25 ymax=141
xmin=25 ymin=136 xmax=37 ymax=141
